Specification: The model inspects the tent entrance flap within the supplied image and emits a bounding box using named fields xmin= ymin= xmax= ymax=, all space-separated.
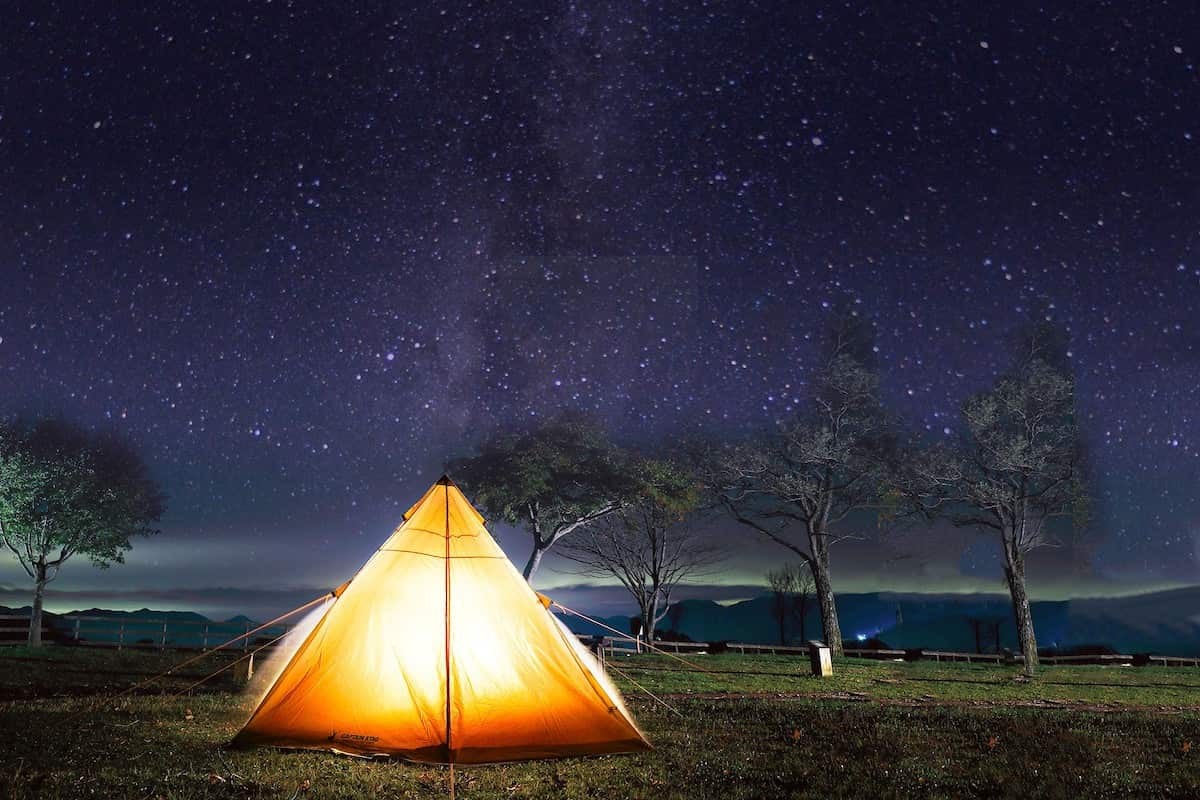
xmin=232 ymin=477 xmax=649 ymax=764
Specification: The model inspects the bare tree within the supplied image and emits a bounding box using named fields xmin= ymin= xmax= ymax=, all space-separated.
xmin=560 ymin=458 xmax=721 ymax=643
xmin=897 ymin=320 xmax=1088 ymax=676
xmin=791 ymin=565 xmax=814 ymax=643
xmin=766 ymin=562 xmax=814 ymax=645
xmin=966 ymin=616 xmax=1004 ymax=654
xmin=710 ymin=309 xmax=893 ymax=655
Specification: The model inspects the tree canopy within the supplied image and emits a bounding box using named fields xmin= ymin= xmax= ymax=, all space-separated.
xmin=0 ymin=418 xmax=166 ymax=645
xmin=450 ymin=411 xmax=635 ymax=579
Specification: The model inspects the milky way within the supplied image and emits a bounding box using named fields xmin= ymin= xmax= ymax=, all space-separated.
xmin=1 ymin=2 xmax=1198 ymax=614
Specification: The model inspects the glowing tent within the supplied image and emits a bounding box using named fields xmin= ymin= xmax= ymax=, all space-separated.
xmin=232 ymin=476 xmax=649 ymax=763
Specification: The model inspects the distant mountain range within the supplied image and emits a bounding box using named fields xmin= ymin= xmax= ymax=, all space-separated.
xmin=559 ymin=586 xmax=1200 ymax=657
xmin=0 ymin=606 xmax=285 ymax=648
xmin=4 ymin=586 xmax=1199 ymax=656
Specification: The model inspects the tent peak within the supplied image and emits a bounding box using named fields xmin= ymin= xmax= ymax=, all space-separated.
xmin=436 ymin=473 xmax=457 ymax=486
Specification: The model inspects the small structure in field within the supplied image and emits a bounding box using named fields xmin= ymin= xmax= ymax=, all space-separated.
xmin=233 ymin=653 xmax=255 ymax=684
xmin=808 ymin=641 xmax=833 ymax=677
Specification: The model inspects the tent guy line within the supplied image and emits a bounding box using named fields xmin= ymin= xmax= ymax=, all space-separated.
xmin=54 ymin=591 xmax=336 ymax=730
xmin=551 ymin=600 xmax=718 ymax=677
xmin=170 ymin=627 xmax=296 ymax=700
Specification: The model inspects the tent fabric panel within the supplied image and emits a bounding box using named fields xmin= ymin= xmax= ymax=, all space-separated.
xmin=401 ymin=481 xmax=442 ymax=521
xmin=379 ymin=485 xmax=506 ymax=560
xmin=378 ymin=525 xmax=509 ymax=560
xmin=446 ymin=553 xmax=648 ymax=759
xmin=402 ymin=478 xmax=484 ymax=526
xmin=233 ymin=477 xmax=649 ymax=763
xmin=234 ymin=550 xmax=448 ymax=755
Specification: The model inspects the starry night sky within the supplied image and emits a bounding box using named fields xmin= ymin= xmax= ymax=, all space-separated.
xmin=1 ymin=2 xmax=1198 ymax=618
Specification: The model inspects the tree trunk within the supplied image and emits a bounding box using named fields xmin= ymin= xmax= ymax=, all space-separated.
xmin=1002 ymin=539 xmax=1038 ymax=676
xmin=644 ymin=595 xmax=659 ymax=644
xmin=810 ymin=532 xmax=842 ymax=655
xmin=522 ymin=542 xmax=545 ymax=581
xmin=28 ymin=565 xmax=47 ymax=648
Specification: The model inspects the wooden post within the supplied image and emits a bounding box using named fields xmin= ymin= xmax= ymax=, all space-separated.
xmin=201 ymin=624 xmax=209 ymax=650
xmin=118 ymin=621 xmax=125 ymax=650
xmin=160 ymin=621 xmax=168 ymax=649
xmin=73 ymin=617 xmax=81 ymax=643
xmin=808 ymin=641 xmax=833 ymax=677
xmin=243 ymin=621 xmax=251 ymax=652
xmin=233 ymin=652 xmax=256 ymax=684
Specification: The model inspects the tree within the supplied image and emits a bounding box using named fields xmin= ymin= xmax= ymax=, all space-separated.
xmin=451 ymin=412 xmax=634 ymax=580
xmin=559 ymin=457 xmax=721 ymax=643
xmin=766 ymin=562 xmax=814 ymax=645
xmin=966 ymin=616 xmax=1003 ymax=654
xmin=710 ymin=309 xmax=893 ymax=655
xmin=0 ymin=419 xmax=166 ymax=646
xmin=766 ymin=567 xmax=792 ymax=646
xmin=898 ymin=320 xmax=1087 ymax=676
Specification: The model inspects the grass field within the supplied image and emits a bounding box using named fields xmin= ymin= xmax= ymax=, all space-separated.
xmin=1 ymin=646 xmax=1198 ymax=799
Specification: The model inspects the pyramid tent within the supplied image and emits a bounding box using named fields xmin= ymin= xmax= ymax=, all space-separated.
xmin=232 ymin=476 xmax=650 ymax=763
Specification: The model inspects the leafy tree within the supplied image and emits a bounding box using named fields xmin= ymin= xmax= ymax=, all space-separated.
xmin=451 ymin=412 xmax=634 ymax=580
xmin=710 ymin=309 xmax=893 ymax=655
xmin=0 ymin=419 xmax=166 ymax=646
xmin=898 ymin=320 xmax=1088 ymax=676
xmin=559 ymin=457 xmax=721 ymax=643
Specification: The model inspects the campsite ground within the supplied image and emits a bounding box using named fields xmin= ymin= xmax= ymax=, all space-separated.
xmin=0 ymin=647 xmax=1197 ymax=799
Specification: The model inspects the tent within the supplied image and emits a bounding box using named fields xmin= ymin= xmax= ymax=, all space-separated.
xmin=232 ymin=476 xmax=650 ymax=763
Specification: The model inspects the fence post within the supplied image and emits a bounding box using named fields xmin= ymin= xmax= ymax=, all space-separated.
xmin=118 ymin=621 xmax=125 ymax=650
xmin=73 ymin=617 xmax=81 ymax=643
xmin=243 ymin=621 xmax=251 ymax=652
xmin=160 ymin=621 xmax=168 ymax=649
xmin=202 ymin=624 xmax=209 ymax=650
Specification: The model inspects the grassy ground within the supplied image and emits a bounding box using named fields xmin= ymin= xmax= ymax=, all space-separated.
xmin=0 ymin=646 xmax=1197 ymax=799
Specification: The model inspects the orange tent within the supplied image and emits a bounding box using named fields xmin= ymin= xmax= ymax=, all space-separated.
xmin=232 ymin=476 xmax=649 ymax=763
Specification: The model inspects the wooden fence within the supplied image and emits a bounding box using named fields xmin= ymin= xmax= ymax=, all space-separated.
xmin=842 ymin=647 xmax=1200 ymax=667
xmin=0 ymin=614 xmax=294 ymax=652
xmin=4 ymin=614 xmax=1200 ymax=668
xmin=584 ymin=634 xmax=1200 ymax=668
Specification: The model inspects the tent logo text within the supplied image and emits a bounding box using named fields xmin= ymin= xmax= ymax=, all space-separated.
xmin=327 ymin=731 xmax=379 ymax=743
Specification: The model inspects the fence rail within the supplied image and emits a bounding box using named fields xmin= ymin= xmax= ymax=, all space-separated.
xmin=585 ymin=635 xmax=1200 ymax=668
xmin=4 ymin=615 xmax=1199 ymax=668
xmin=0 ymin=614 xmax=294 ymax=651
xmin=841 ymin=647 xmax=1200 ymax=667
